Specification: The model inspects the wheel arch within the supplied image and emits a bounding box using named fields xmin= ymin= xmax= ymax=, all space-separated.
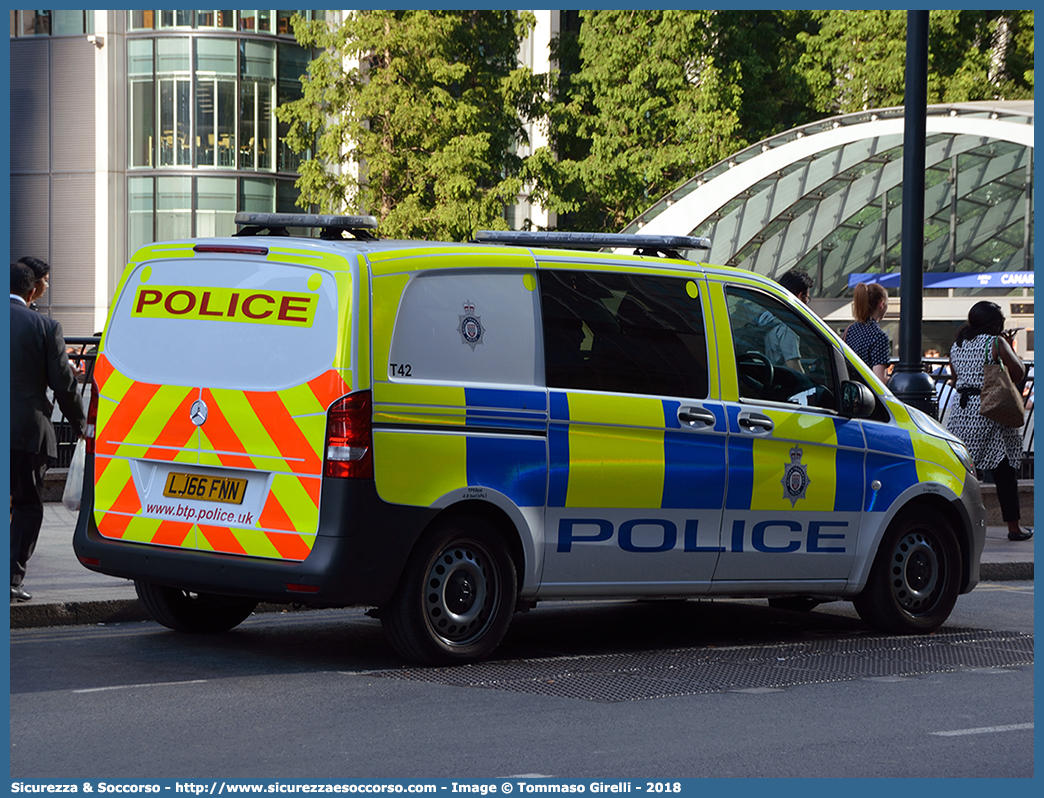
xmin=867 ymin=493 xmax=972 ymax=593
xmin=426 ymin=500 xmax=527 ymax=600
xmin=903 ymin=494 xmax=973 ymax=592
xmin=850 ymin=478 xmax=974 ymax=591
xmin=851 ymin=495 xmax=966 ymax=633
xmin=380 ymin=499 xmax=524 ymax=664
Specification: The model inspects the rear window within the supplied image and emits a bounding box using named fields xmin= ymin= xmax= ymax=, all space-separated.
xmin=540 ymin=270 xmax=709 ymax=399
xmin=388 ymin=270 xmax=540 ymax=387
xmin=104 ymin=257 xmax=340 ymax=391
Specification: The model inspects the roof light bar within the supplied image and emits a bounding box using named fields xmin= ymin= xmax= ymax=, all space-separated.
xmin=233 ymin=212 xmax=379 ymax=241
xmin=234 ymin=212 xmax=379 ymax=230
xmin=473 ymin=230 xmax=712 ymax=258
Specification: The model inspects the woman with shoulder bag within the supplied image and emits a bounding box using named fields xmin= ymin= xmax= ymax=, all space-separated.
xmin=945 ymin=301 xmax=1031 ymax=541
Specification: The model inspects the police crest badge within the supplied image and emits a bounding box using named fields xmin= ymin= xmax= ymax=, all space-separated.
xmin=458 ymin=300 xmax=485 ymax=350
xmin=781 ymin=446 xmax=810 ymax=506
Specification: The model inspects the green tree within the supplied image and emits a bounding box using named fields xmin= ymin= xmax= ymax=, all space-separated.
xmin=797 ymin=10 xmax=1034 ymax=114
xmin=524 ymin=10 xmax=814 ymax=233
xmin=277 ymin=10 xmax=537 ymax=241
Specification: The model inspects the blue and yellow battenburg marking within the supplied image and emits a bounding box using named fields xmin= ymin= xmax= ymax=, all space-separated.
xmin=723 ymin=406 xmax=866 ymax=514
xmin=374 ymin=386 xmax=961 ymax=521
xmin=548 ymin=392 xmax=728 ymax=510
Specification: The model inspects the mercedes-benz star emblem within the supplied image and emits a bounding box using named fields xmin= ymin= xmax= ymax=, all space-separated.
xmin=189 ymin=399 xmax=208 ymax=426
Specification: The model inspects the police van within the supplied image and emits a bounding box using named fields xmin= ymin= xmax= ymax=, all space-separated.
xmin=74 ymin=213 xmax=986 ymax=664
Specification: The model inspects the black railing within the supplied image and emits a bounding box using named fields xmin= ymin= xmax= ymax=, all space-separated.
xmin=53 ymin=336 xmax=100 ymax=469
xmin=897 ymin=356 xmax=1034 ymax=479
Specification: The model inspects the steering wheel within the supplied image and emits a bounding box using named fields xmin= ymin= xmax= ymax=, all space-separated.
xmin=737 ymin=351 xmax=775 ymax=397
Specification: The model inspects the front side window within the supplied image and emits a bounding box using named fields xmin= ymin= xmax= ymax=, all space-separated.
xmin=725 ymin=285 xmax=838 ymax=410
xmin=541 ymin=270 xmax=709 ymax=399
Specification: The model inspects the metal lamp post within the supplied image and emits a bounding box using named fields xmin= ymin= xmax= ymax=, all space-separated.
xmin=889 ymin=9 xmax=939 ymax=417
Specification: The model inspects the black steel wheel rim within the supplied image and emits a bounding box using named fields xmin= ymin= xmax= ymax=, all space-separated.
xmin=423 ymin=541 xmax=498 ymax=646
xmin=890 ymin=529 xmax=942 ymax=614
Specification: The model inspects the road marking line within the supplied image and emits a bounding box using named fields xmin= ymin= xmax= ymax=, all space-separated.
xmin=73 ymin=679 xmax=208 ymax=693
xmin=975 ymin=584 xmax=1033 ymax=594
xmin=931 ymin=723 xmax=1032 ymax=737
xmin=730 ymin=687 xmax=784 ymax=694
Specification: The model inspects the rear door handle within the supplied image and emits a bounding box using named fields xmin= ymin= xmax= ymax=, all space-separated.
xmin=738 ymin=411 xmax=774 ymax=433
xmin=678 ymin=406 xmax=717 ymax=428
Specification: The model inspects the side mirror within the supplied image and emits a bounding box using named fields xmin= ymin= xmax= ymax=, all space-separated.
xmin=841 ymin=380 xmax=876 ymax=417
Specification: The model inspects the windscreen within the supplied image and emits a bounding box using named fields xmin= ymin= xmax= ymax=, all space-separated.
xmin=104 ymin=256 xmax=341 ymax=391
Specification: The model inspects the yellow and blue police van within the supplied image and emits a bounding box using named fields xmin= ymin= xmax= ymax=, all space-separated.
xmin=74 ymin=213 xmax=987 ymax=664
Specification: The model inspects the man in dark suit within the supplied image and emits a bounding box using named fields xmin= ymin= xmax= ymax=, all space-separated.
xmin=10 ymin=260 xmax=86 ymax=602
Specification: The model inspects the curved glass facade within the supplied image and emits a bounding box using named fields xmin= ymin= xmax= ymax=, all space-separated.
xmin=626 ymin=103 xmax=1034 ymax=301
xmin=125 ymin=10 xmax=319 ymax=253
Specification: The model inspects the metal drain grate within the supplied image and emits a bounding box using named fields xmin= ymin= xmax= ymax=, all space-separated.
xmin=376 ymin=629 xmax=1034 ymax=702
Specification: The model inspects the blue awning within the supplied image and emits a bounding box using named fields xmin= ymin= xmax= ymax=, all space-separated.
xmin=847 ymin=271 xmax=1034 ymax=289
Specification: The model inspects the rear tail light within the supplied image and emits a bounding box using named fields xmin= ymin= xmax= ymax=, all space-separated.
xmin=85 ymin=375 xmax=99 ymax=455
xmin=193 ymin=244 xmax=269 ymax=256
xmin=324 ymin=391 xmax=373 ymax=479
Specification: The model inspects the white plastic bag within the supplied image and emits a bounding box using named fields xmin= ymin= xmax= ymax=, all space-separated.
xmin=62 ymin=439 xmax=86 ymax=512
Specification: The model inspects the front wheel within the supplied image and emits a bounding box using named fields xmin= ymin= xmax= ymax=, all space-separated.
xmin=381 ymin=517 xmax=517 ymax=665
xmin=135 ymin=581 xmax=258 ymax=633
xmin=853 ymin=513 xmax=961 ymax=633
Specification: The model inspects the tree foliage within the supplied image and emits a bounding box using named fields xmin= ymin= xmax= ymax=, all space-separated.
xmin=276 ymin=10 xmax=537 ymax=241
xmin=279 ymin=10 xmax=1033 ymax=237
xmin=524 ymin=10 xmax=817 ymax=232
xmin=797 ymin=10 xmax=1035 ymax=113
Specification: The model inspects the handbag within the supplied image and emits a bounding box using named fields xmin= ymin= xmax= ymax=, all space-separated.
xmin=979 ymin=337 xmax=1025 ymax=428
xmin=62 ymin=439 xmax=86 ymax=511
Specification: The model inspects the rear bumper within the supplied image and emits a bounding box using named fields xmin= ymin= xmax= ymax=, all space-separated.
xmin=73 ymin=457 xmax=437 ymax=608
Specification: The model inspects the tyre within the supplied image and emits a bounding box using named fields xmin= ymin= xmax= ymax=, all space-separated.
xmin=852 ymin=512 xmax=962 ymax=633
xmin=381 ymin=517 xmax=517 ymax=665
xmin=135 ymin=581 xmax=258 ymax=633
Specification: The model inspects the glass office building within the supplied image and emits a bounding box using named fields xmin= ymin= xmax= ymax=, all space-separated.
xmin=123 ymin=10 xmax=319 ymax=253
xmin=10 ymin=9 xmax=321 ymax=333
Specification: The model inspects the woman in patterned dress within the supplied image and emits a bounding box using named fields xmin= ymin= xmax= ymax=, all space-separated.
xmin=945 ymin=301 xmax=1031 ymax=541
xmin=845 ymin=282 xmax=890 ymax=381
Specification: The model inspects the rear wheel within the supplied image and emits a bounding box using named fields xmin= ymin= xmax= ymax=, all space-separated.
xmin=381 ymin=517 xmax=517 ymax=665
xmin=135 ymin=581 xmax=257 ymax=633
xmin=853 ymin=512 xmax=961 ymax=633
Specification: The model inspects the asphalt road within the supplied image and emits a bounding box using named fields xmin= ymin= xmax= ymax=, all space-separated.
xmin=10 ymin=583 xmax=1033 ymax=778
